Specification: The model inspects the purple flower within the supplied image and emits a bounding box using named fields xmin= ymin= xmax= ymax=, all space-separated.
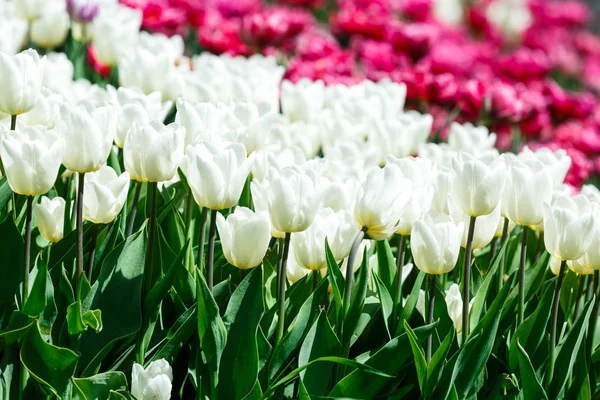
xmin=66 ymin=0 xmax=100 ymax=23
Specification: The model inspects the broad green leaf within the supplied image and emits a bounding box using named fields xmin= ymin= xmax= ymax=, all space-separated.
xmin=72 ymin=371 xmax=128 ymax=400
xmin=325 ymin=240 xmax=345 ymax=332
xmin=329 ymin=323 xmax=437 ymax=398
xmin=342 ymin=249 xmax=369 ymax=352
xmin=565 ymin=334 xmax=592 ymax=400
xmin=79 ymin=227 xmax=147 ymax=375
xmin=395 ymin=272 xmax=425 ymax=336
xmin=218 ymin=267 xmax=264 ymax=400
xmin=373 ymin=271 xmax=393 ymax=339
xmin=0 ymin=177 xmax=13 ymax=223
xmin=23 ymin=259 xmax=48 ymax=316
xmin=20 ymin=322 xmax=79 ymax=399
xmin=269 ymin=277 xmax=328 ymax=381
xmin=298 ymin=311 xmax=342 ymax=396
xmin=509 ymin=282 xmax=554 ymax=371
xmin=403 ymin=321 xmax=427 ymax=393
xmin=547 ymin=299 xmax=595 ymax=399
xmin=0 ymin=220 xmax=24 ymax=308
xmin=108 ymin=390 xmax=136 ymax=400
xmin=424 ymin=329 xmax=455 ymax=398
xmin=151 ymin=303 xmax=197 ymax=364
xmin=66 ymin=301 xmax=102 ymax=335
xmin=375 ymin=240 xmax=396 ymax=295
xmin=516 ymin=341 xmax=548 ymax=400
xmin=0 ymin=311 xmax=35 ymax=346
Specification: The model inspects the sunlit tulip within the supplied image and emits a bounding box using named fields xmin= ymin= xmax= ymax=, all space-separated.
xmin=411 ymin=211 xmax=464 ymax=275
xmin=0 ymin=49 xmax=46 ymax=116
xmin=543 ymin=195 xmax=597 ymax=261
xmin=319 ymin=176 xmax=359 ymax=212
xmin=354 ymin=165 xmax=413 ymax=240
xmin=30 ymin=4 xmax=70 ymax=49
xmin=83 ymin=166 xmax=130 ymax=224
xmin=502 ymin=160 xmax=553 ymax=227
xmin=183 ymin=141 xmax=253 ymax=210
xmin=494 ymin=216 xmax=516 ymax=237
xmin=568 ymin=257 xmax=594 ymax=276
xmin=286 ymin=248 xmax=310 ymax=284
xmin=34 ymin=197 xmax=65 ymax=243
xmin=581 ymin=184 xmax=600 ymax=204
xmin=216 ymin=207 xmax=270 ymax=270
xmin=0 ymin=125 xmax=63 ymax=196
xmin=14 ymin=0 xmax=45 ymax=21
xmin=446 ymin=284 xmax=466 ymax=333
xmin=281 ymin=79 xmax=325 ymax=122
xmin=250 ymin=179 xmax=285 ymax=239
xmin=124 ymin=121 xmax=185 ymax=182
xmin=451 ymin=153 xmax=506 ymax=217
xmin=92 ymin=5 xmax=142 ymax=66
xmin=175 ymin=99 xmax=227 ymax=149
xmin=371 ymin=112 xmax=432 ymax=162
xmin=518 ymin=146 xmax=571 ymax=185
xmin=131 ymin=359 xmax=172 ymax=400
xmin=58 ymin=102 xmax=116 ymax=173
xmin=266 ymin=167 xmax=320 ymax=233
xmin=431 ymin=170 xmax=453 ymax=214
xmin=224 ymin=102 xmax=276 ymax=155
xmin=447 ymin=123 xmax=496 ymax=155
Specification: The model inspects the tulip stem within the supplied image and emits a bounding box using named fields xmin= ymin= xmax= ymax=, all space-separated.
xmin=518 ymin=226 xmax=528 ymax=325
xmin=276 ymin=232 xmax=292 ymax=344
xmin=490 ymin=237 xmax=498 ymax=259
xmin=547 ymin=260 xmax=567 ymax=386
xmin=185 ymin=191 xmax=194 ymax=241
xmin=126 ymin=182 xmax=142 ymax=237
xmin=498 ymin=218 xmax=509 ymax=293
xmin=587 ymin=271 xmax=600 ymax=361
xmin=534 ymin=232 xmax=545 ymax=261
xmin=344 ymin=228 xmax=367 ymax=317
xmin=586 ymin=274 xmax=594 ymax=303
xmin=462 ymin=216 xmax=476 ymax=344
xmin=573 ymin=275 xmax=586 ymax=321
xmin=427 ymin=274 xmax=436 ymax=363
xmin=206 ymin=209 xmax=217 ymax=292
xmin=86 ymin=224 xmax=99 ymax=284
xmin=393 ymin=235 xmax=406 ymax=331
xmin=76 ymin=172 xmax=86 ymax=290
xmin=143 ymin=182 xmax=158 ymax=297
xmin=198 ymin=208 xmax=208 ymax=267
xmin=22 ymin=196 xmax=33 ymax=305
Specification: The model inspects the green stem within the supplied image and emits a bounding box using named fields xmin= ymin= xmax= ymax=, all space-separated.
xmin=76 ymin=172 xmax=86 ymax=290
xmin=126 ymin=182 xmax=142 ymax=236
xmin=393 ymin=235 xmax=406 ymax=330
xmin=573 ymin=275 xmax=586 ymax=321
xmin=23 ymin=196 xmax=33 ymax=305
xmin=206 ymin=209 xmax=218 ymax=292
xmin=547 ymin=260 xmax=567 ymax=386
xmin=86 ymin=224 xmax=99 ymax=283
xmin=534 ymin=232 xmax=545 ymax=261
xmin=343 ymin=228 xmax=367 ymax=316
xmin=586 ymin=274 xmax=594 ymax=303
xmin=498 ymin=217 xmax=509 ymax=293
xmin=185 ymin=191 xmax=194 ymax=241
xmin=490 ymin=237 xmax=498 ymax=259
xmin=427 ymin=274 xmax=436 ymax=363
xmin=142 ymin=182 xmax=158 ymax=296
xmin=587 ymin=271 xmax=600 ymax=359
xmin=197 ymin=207 xmax=208 ymax=267
xmin=462 ymin=216 xmax=477 ymax=344
xmin=518 ymin=226 xmax=528 ymax=325
xmin=276 ymin=232 xmax=292 ymax=344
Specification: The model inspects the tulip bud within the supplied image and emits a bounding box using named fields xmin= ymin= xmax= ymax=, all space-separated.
xmin=411 ymin=211 xmax=464 ymax=275
xmin=34 ymin=197 xmax=65 ymax=243
xmin=14 ymin=0 xmax=45 ymax=21
xmin=216 ymin=207 xmax=270 ymax=270
xmin=543 ymin=195 xmax=597 ymax=261
xmin=83 ymin=166 xmax=130 ymax=224
xmin=131 ymin=359 xmax=172 ymax=400
xmin=518 ymin=146 xmax=571 ymax=185
xmin=447 ymin=123 xmax=496 ymax=155
xmin=266 ymin=167 xmax=320 ymax=233
xmin=0 ymin=49 xmax=46 ymax=116
xmin=30 ymin=4 xmax=70 ymax=49
xmin=58 ymin=102 xmax=116 ymax=173
xmin=183 ymin=141 xmax=253 ymax=210
xmin=451 ymin=153 xmax=506 ymax=217
xmin=445 ymin=284 xmax=464 ymax=332
xmin=124 ymin=121 xmax=185 ymax=183
xmin=286 ymin=247 xmax=310 ymax=284
xmin=354 ymin=165 xmax=413 ymax=240
xmin=0 ymin=125 xmax=63 ymax=196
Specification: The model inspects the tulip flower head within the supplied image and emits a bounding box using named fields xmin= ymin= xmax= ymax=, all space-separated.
xmin=0 ymin=49 xmax=46 ymax=116
xmin=0 ymin=125 xmax=63 ymax=196
xmin=131 ymin=359 xmax=172 ymax=400
xmin=447 ymin=123 xmax=497 ymax=155
xmin=34 ymin=196 xmax=65 ymax=243
xmin=518 ymin=146 xmax=571 ymax=185
xmin=83 ymin=166 xmax=130 ymax=224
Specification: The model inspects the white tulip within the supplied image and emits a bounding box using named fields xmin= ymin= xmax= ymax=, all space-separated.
xmin=494 ymin=216 xmax=516 ymax=237
xmin=124 ymin=121 xmax=185 ymax=182
xmin=518 ymin=146 xmax=571 ymax=185
xmin=83 ymin=166 xmax=130 ymax=224
xmin=447 ymin=123 xmax=496 ymax=155
xmin=58 ymin=102 xmax=116 ymax=173
xmin=14 ymin=0 xmax=45 ymax=21
xmin=216 ymin=207 xmax=270 ymax=270
xmin=445 ymin=284 xmax=474 ymax=333
xmin=175 ymin=99 xmax=228 ymax=149
xmin=0 ymin=16 xmax=28 ymax=55
xmin=486 ymin=0 xmax=532 ymax=41
xmin=449 ymin=201 xmax=501 ymax=250
xmin=131 ymin=359 xmax=172 ymax=400
xmin=183 ymin=141 xmax=253 ymax=210
xmin=286 ymin=247 xmax=310 ymax=284
xmin=433 ymin=0 xmax=463 ymax=25
xmin=42 ymin=53 xmax=74 ymax=92
xmin=138 ymin=31 xmax=184 ymax=63
xmin=0 ymin=49 xmax=46 ymax=116
xmin=568 ymin=257 xmax=594 ymax=276
xmin=411 ymin=211 xmax=464 ymax=275
xmin=0 ymin=125 xmax=63 ymax=196
xmin=451 ymin=152 xmax=506 ymax=217
xmin=34 ymin=196 xmax=65 ymax=243
xmin=281 ymin=79 xmax=325 ymax=122
xmin=30 ymin=4 xmax=70 ymax=49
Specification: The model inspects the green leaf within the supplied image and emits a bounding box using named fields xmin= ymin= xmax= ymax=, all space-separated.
xmin=151 ymin=303 xmax=197 ymax=364
xmin=424 ymin=329 xmax=455 ymax=398
xmin=0 ymin=177 xmax=13 ymax=223
xmin=403 ymin=321 xmax=427 ymax=393
xmin=373 ymin=271 xmax=393 ymax=339
xmin=20 ymin=322 xmax=79 ymax=399
xmin=108 ymin=390 xmax=136 ymax=400
xmin=547 ymin=299 xmax=595 ymax=399
xmin=516 ymin=341 xmax=548 ymax=400
xmin=22 ymin=258 xmax=48 ymax=316
xmin=298 ymin=311 xmax=342 ymax=396
xmin=66 ymin=301 xmax=103 ymax=335
xmin=0 ymin=220 xmax=24 ymax=309
xmin=509 ymin=282 xmax=554 ymax=371
xmin=342 ymin=249 xmax=369 ymax=350
xmin=395 ymin=272 xmax=425 ymax=336
xmin=196 ymin=271 xmax=226 ymax=394
xmin=79 ymin=227 xmax=147 ymax=375
xmin=325 ymin=240 xmax=345 ymax=332
xmin=269 ymin=276 xmax=328 ymax=381
xmin=375 ymin=240 xmax=396 ymax=295
xmin=0 ymin=311 xmax=36 ymax=346
xmin=218 ymin=266 xmax=264 ymax=400
xmin=329 ymin=323 xmax=437 ymax=398
xmin=72 ymin=371 xmax=128 ymax=400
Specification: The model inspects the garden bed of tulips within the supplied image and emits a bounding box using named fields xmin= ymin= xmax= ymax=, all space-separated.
xmin=2 ymin=0 xmax=600 ymax=399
